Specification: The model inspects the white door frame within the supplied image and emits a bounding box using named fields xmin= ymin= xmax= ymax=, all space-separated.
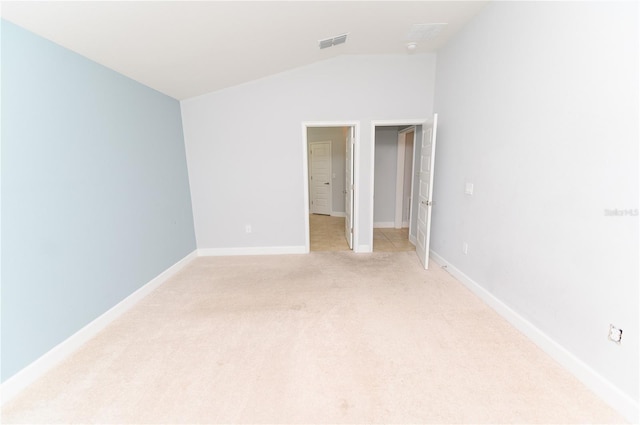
xmin=344 ymin=127 xmax=355 ymax=250
xmin=302 ymin=121 xmax=360 ymax=253
xmin=395 ymin=126 xmax=416 ymax=229
xmin=370 ymin=119 xmax=427 ymax=253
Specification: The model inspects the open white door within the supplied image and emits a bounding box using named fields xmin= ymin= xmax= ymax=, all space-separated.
xmin=416 ymin=114 xmax=438 ymax=269
xmin=344 ymin=127 xmax=354 ymax=249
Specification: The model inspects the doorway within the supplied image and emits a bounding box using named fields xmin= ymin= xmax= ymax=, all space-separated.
xmin=372 ymin=125 xmax=418 ymax=252
xmin=370 ymin=116 xmax=438 ymax=268
xmin=303 ymin=122 xmax=358 ymax=253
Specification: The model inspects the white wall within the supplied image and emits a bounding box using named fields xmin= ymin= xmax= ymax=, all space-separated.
xmin=374 ymin=127 xmax=399 ymax=226
xmin=2 ymin=20 xmax=196 ymax=382
xmin=307 ymin=127 xmax=346 ymax=215
xmin=432 ymin=0 xmax=638 ymax=418
xmin=182 ymin=54 xmax=436 ymax=252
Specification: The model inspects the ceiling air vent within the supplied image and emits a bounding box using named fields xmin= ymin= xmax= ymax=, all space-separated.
xmin=319 ymin=33 xmax=348 ymax=49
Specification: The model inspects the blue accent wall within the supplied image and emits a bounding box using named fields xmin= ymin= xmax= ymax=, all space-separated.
xmin=1 ymin=20 xmax=197 ymax=382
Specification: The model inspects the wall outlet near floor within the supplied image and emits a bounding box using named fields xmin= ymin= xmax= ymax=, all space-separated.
xmin=462 ymin=242 xmax=469 ymax=254
xmin=245 ymin=225 xmax=252 ymax=233
xmin=608 ymin=324 xmax=622 ymax=344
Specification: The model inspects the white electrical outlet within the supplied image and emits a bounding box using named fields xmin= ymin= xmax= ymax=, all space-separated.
xmin=462 ymin=242 xmax=469 ymax=254
xmin=245 ymin=225 xmax=252 ymax=233
xmin=608 ymin=324 xmax=622 ymax=344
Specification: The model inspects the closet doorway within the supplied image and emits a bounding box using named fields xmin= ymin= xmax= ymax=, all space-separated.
xmin=372 ymin=125 xmax=418 ymax=252
xmin=370 ymin=116 xmax=438 ymax=269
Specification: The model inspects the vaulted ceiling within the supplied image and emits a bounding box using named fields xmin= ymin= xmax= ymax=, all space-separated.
xmin=1 ymin=1 xmax=488 ymax=100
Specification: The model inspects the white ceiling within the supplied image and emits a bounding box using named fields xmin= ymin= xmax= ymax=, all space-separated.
xmin=1 ymin=1 xmax=488 ymax=100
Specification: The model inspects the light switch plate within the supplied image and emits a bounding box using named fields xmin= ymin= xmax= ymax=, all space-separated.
xmin=465 ymin=182 xmax=474 ymax=195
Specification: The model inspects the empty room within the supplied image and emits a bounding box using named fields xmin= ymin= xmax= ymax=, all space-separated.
xmin=1 ymin=1 xmax=638 ymax=423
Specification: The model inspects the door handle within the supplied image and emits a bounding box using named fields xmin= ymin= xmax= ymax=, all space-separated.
xmin=324 ymin=182 xmax=330 ymax=185
xmin=421 ymin=200 xmax=432 ymax=206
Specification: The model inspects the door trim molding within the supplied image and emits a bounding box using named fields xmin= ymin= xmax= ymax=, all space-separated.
xmin=302 ymin=121 xmax=360 ymax=253
xmin=370 ymin=119 xmax=427 ymax=253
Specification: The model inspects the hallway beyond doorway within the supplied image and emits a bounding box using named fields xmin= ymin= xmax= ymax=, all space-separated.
xmin=310 ymin=213 xmax=415 ymax=253
xmin=373 ymin=228 xmax=415 ymax=252
xmin=309 ymin=214 xmax=350 ymax=252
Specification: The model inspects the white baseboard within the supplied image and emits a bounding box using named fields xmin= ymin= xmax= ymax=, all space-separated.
xmin=0 ymin=249 xmax=198 ymax=405
xmin=402 ymin=220 xmax=409 ymax=228
xmin=373 ymin=221 xmax=395 ymax=228
xmin=331 ymin=211 xmax=346 ymax=217
xmin=409 ymin=234 xmax=417 ymax=245
xmin=429 ymin=250 xmax=639 ymax=423
xmin=356 ymin=244 xmax=372 ymax=253
xmin=198 ymin=246 xmax=306 ymax=256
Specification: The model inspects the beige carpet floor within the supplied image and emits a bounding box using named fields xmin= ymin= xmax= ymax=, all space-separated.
xmin=1 ymin=252 xmax=626 ymax=424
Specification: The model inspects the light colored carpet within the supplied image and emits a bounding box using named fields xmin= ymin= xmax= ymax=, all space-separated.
xmin=2 ymin=252 xmax=626 ymax=424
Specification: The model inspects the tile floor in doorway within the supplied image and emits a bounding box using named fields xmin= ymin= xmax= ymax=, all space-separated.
xmin=373 ymin=227 xmax=415 ymax=252
xmin=309 ymin=214 xmax=415 ymax=252
xmin=309 ymin=214 xmax=350 ymax=251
